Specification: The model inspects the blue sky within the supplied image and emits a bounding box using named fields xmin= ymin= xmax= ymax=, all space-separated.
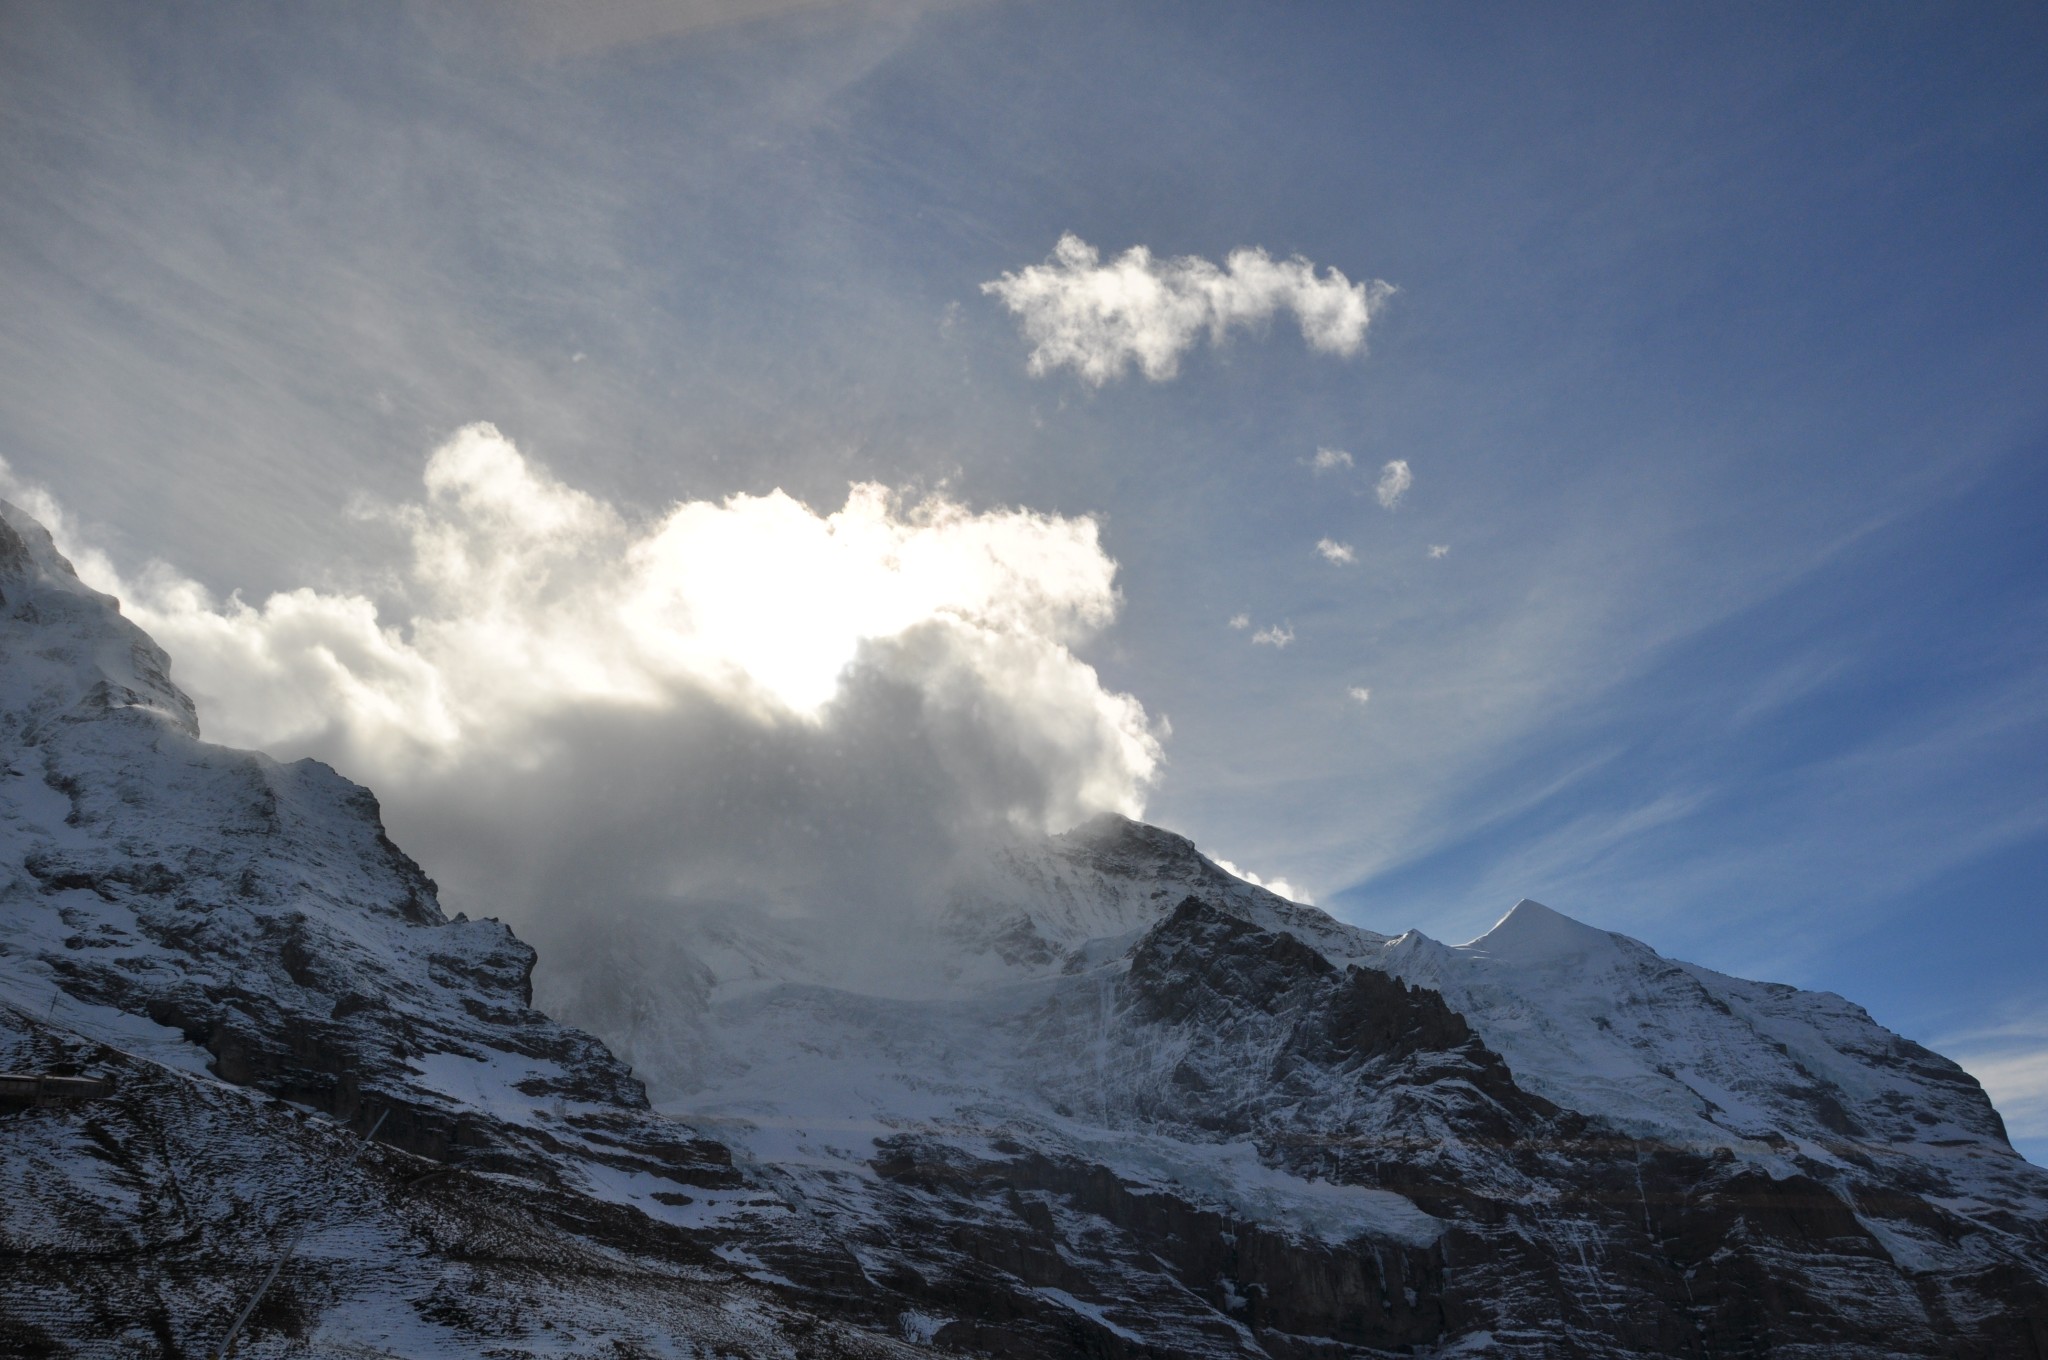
xmin=2 ymin=0 xmax=2044 ymax=1158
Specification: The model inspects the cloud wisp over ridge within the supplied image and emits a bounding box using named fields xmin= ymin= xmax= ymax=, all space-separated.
xmin=982 ymin=234 xmax=1393 ymax=385
xmin=1211 ymin=855 xmax=1309 ymax=905
xmin=1937 ymin=1006 xmax=2048 ymax=1154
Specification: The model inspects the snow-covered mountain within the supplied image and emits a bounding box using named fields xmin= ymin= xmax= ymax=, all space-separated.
xmin=3 ymin=498 xmax=2044 ymax=1358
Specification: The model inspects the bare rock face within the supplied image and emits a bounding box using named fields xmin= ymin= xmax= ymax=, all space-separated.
xmin=2 ymin=498 xmax=2046 ymax=1358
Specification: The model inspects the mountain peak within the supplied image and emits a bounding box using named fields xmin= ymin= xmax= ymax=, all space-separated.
xmin=0 ymin=500 xmax=198 ymax=738
xmin=1465 ymin=897 xmax=1616 ymax=961
xmin=1059 ymin=810 xmax=1200 ymax=858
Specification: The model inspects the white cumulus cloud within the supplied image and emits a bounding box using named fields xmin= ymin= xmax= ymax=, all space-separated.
xmin=982 ymin=233 xmax=1393 ymax=385
xmin=1228 ymin=613 xmax=1251 ymax=630
xmin=1348 ymin=686 xmax=1372 ymax=704
xmin=1316 ymin=538 xmax=1355 ymax=565
xmin=1376 ymin=458 xmax=1413 ymax=508
xmin=1429 ymin=543 xmax=1450 ymax=558
xmin=78 ymin=424 xmax=1155 ymax=798
xmin=1311 ymin=447 xmax=1354 ymax=474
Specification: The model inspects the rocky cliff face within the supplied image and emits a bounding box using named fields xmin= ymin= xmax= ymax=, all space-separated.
xmin=0 ymin=502 xmax=728 ymax=1184
xmin=2 ymin=499 xmax=2044 ymax=1358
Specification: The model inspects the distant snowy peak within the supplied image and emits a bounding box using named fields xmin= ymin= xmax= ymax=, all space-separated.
xmin=1461 ymin=896 xmax=1618 ymax=960
xmin=1336 ymin=897 xmax=2024 ymax=1178
xmin=0 ymin=499 xmax=197 ymax=739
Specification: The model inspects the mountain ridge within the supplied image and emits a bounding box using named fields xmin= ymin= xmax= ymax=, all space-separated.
xmin=2 ymin=498 xmax=2045 ymax=1358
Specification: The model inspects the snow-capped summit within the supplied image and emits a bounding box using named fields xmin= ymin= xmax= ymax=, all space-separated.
xmin=1463 ymin=896 xmax=1616 ymax=961
xmin=0 ymin=500 xmax=197 ymax=738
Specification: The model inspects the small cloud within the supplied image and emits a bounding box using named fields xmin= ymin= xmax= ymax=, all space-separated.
xmin=1315 ymin=538 xmax=1355 ymax=565
xmin=1252 ymin=623 xmax=1295 ymax=648
xmin=982 ymin=234 xmax=1394 ymax=385
xmin=1348 ymin=686 xmax=1372 ymax=704
xmin=1376 ymin=459 xmax=1412 ymax=509
xmin=1228 ymin=613 xmax=1250 ymax=630
xmin=1311 ymin=447 xmax=1354 ymax=474
xmin=1428 ymin=544 xmax=1449 ymax=558
xmin=1212 ymin=856 xmax=1311 ymax=904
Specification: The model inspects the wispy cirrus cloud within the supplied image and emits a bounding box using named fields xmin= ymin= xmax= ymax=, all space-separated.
xmin=1311 ymin=447 xmax=1354 ymax=474
xmin=1376 ymin=459 xmax=1412 ymax=508
xmin=982 ymin=234 xmax=1393 ymax=385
